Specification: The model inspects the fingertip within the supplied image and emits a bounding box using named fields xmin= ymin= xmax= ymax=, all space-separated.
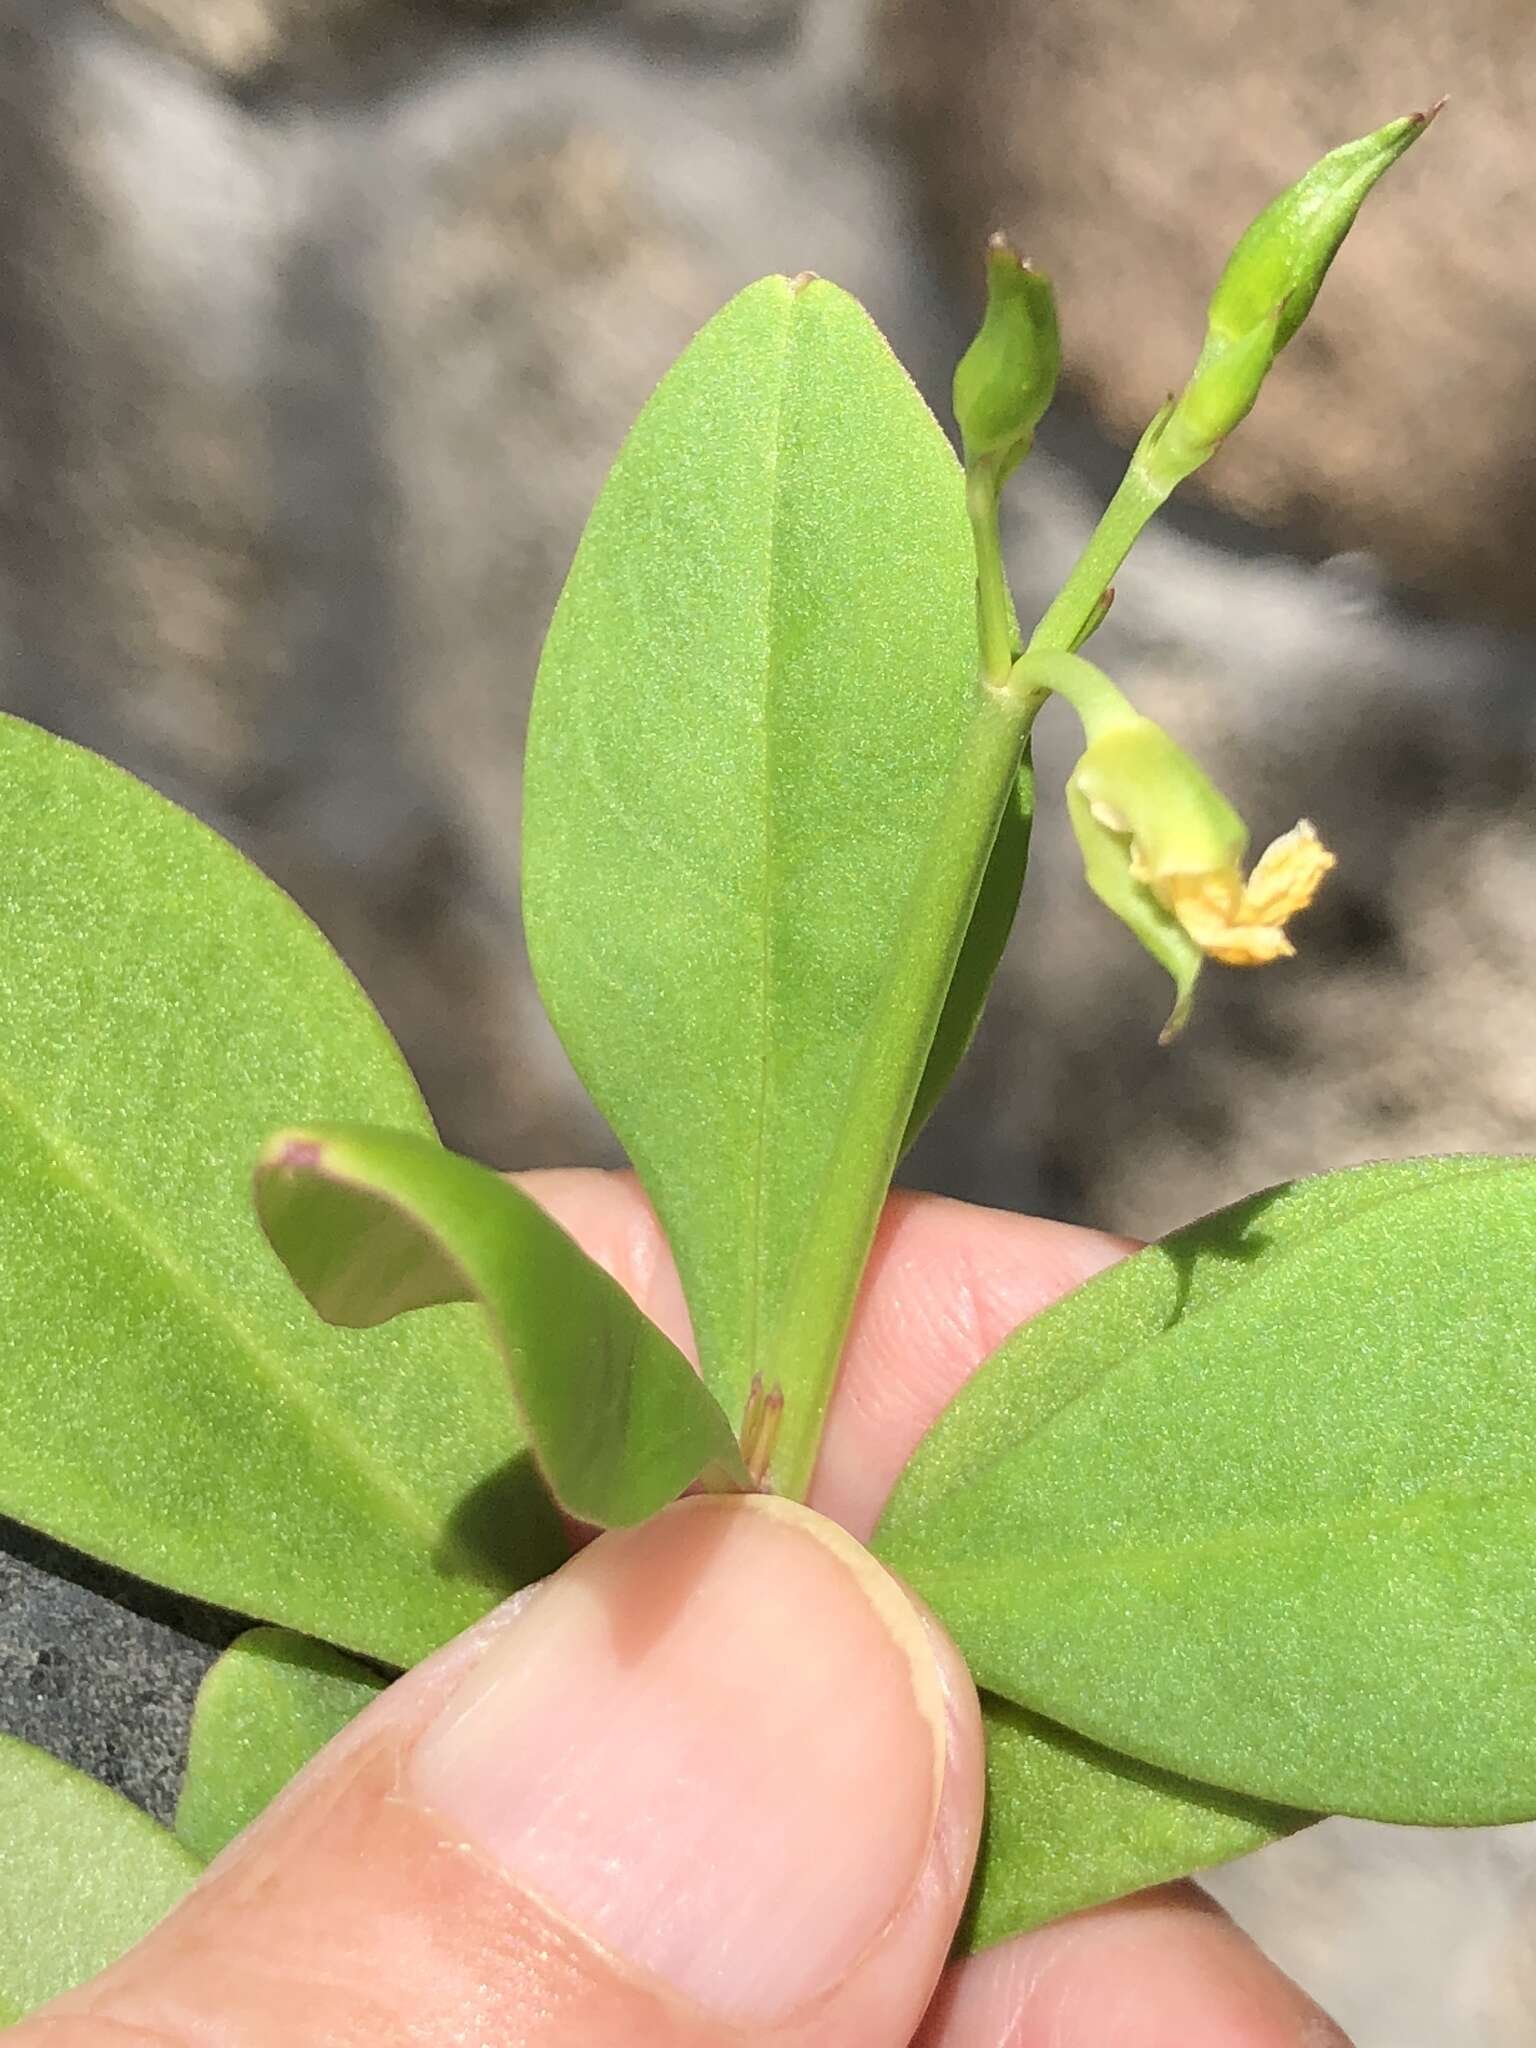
xmin=28 ymin=1499 xmax=984 ymax=2048
xmin=813 ymin=1192 xmax=1135 ymax=1536
xmin=916 ymin=1883 xmax=1353 ymax=2047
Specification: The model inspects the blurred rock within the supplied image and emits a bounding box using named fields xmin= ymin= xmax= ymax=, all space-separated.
xmin=878 ymin=0 xmax=1536 ymax=621
xmin=104 ymin=0 xmax=801 ymax=88
xmin=0 ymin=4 xmax=299 ymax=853
xmin=0 ymin=0 xmax=516 ymax=1160
xmin=619 ymin=0 xmax=802 ymax=44
xmin=105 ymin=0 xmax=432 ymax=86
xmin=1208 ymin=1814 xmax=1536 ymax=2047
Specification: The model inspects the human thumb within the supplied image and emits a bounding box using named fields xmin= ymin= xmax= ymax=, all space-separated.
xmin=20 ymin=1495 xmax=983 ymax=2047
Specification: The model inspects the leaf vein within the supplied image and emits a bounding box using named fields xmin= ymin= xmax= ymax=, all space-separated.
xmin=917 ymin=1480 xmax=1536 ymax=1607
xmin=0 ymin=1067 xmax=470 ymax=1570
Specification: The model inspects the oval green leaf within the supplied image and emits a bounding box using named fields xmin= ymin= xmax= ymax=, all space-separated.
xmin=256 ymin=1124 xmax=747 ymax=1524
xmin=176 ymin=1628 xmax=386 ymax=1863
xmin=0 ymin=715 xmax=564 ymax=1668
xmin=523 ymin=277 xmax=1003 ymax=1470
xmin=878 ymin=1156 xmax=1536 ymax=1822
xmin=0 ymin=1734 xmax=200 ymax=2023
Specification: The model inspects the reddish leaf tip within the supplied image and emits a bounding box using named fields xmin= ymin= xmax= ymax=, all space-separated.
xmin=265 ymin=1134 xmax=326 ymax=1173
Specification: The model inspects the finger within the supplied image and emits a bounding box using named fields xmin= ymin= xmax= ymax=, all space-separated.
xmin=19 ymin=1497 xmax=983 ymax=2048
xmin=915 ymin=1883 xmax=1350 ymax=2047
xmin=515 ymin=1169 xmax=1134 ymax=1535
xmin=804 ymin=1186 xmax=1133 ymax=1536
xmin=517 ymin=1172 xmax=1346 ymax=2045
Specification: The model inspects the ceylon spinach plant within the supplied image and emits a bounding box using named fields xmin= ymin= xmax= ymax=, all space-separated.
xmin=1 ymin=104 xmax=1525 ymax=2021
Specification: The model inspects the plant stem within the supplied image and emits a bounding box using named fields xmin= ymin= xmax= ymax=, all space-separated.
xmin=967 ymin=458 xmax=1019 ymax=685
xmin=1016 ymin=649 xmax=1139 ymax=742
xmin=767 ymin=672 xmax=1034 ymax=1501
xmin=767 ymin=420 xmax=1175 ymax=1499
xmin=1025 ymin=427 xmax=1172 ymax=661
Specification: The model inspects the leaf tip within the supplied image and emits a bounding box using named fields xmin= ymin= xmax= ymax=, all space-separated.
xmin=257 ymin=1130 xmax=329 ymax=1178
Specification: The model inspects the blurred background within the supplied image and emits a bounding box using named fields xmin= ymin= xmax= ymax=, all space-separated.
xmin=1 ymin=0 xmax=1534 ymax=2037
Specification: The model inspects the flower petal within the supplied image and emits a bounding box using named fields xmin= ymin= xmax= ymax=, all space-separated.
xmin=1242 ymin=818 xmax=1337 ymax=924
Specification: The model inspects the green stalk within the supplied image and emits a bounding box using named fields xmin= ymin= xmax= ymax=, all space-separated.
xmin=765 ymin=432 xmax=1168 ymax=1499
xmin=1025 ymin=419 xmax=1173 ymax=662
xmin=1015 ymin=648 xmax=1138 ymax=739
xmin=765 ymin=458 xmax=1036 ymax=1499
xmin=967 ymin=457 xmax=1019 ymax=684
xmin=764 ymin=117 xmax=1429 ymax=1490
xmin=767 ymin=670 xmax=1036 ymax=1500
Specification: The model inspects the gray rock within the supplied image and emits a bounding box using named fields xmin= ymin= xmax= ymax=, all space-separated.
xmin=0 ymin=1520 xmax=237 ymax=1825
xmin=619 ymin=0 xmax=802 ymax=45
xmin=1209 ymin=1816 xmax=1536 ymax=2047
xmin=102 ymin=0 xmax=801 ymax=88
xmin=104 ymin=0 xmax=436 ymax=88
xmin=0 ymin=0 xmax=564 ymax=1165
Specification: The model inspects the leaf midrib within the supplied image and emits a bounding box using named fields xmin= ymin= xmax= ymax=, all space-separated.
xmin=743 ymin=292 xmax=798 ymax=1401
xmin=890 ymin=1160 xmax=1529 ymax=1533
xmin=0 ymin=1064 xmax=486 ymax=1578
xmin=909 ymin=1477 xmax=1536 ymax=1606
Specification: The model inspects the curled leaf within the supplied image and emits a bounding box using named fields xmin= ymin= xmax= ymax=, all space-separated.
xmin=256 ymin=1125 xmax=747 ymax=1526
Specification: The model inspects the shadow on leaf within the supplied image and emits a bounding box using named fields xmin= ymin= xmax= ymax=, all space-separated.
xmin=437 ymin=1450 xmax=568 ymax=1597
xmin=1157 ymin=1183 xmax=1290 ymax=1328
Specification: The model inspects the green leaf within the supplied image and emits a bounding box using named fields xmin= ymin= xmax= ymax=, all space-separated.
xmin=177 ymin=1628 xmax=386 ymax=1863
xmin=0 ymin=1734 xmax=200 ymax=2023
xmin=256 ymin=1124 xmax=747 ymax=1524
xmin=523 ymin=276 xmax=995 ymax=1465
xmin=966 ymin=1695 xmax=1307 ymax=1950
xmin=880 ymin=1155 xmax=1505 ymax=1528
xmin=877 ymin=1156 xmax=1536 ymax=1822
xmin=0 ymin=714 xmax=564 ymax=1669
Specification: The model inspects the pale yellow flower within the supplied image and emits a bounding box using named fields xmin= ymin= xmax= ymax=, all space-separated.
xmin=1065 ymin=702 xmax=1338 ymax=1040
xmin=1145 ymin=819 xmax=1337 ymax=968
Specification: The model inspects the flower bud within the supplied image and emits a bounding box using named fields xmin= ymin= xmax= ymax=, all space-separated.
xmin=1067 ymin=714 xmax=1336 ymax=1041
xmin=952 ymin=236 xmax=1061 ymax=473
xmin=1207 ymin=107 xmax=1439 ymax=357
xmin=1139 ymin=108 xmax=1437 ymax=493
xmin=1148 ymin=304 xmax=1284 ymax=487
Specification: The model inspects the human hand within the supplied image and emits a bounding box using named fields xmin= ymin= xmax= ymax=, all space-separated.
xmin=16 ymin=1177 xmax=1348 ymax=2046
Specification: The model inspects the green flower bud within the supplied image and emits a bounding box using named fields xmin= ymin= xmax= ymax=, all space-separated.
xmin=952 ymin=236 xmax=1061 ymax=473
xmin=1208 ymin=105 xmax=1440 ymax=356
xmin=1149 ymin=304 xmax=1284 ymax=486
xmin=1139 ymin=107 xmax=1438 ymax=495
xmin=1066 ymin=710 xmax=1336 ymax=1043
